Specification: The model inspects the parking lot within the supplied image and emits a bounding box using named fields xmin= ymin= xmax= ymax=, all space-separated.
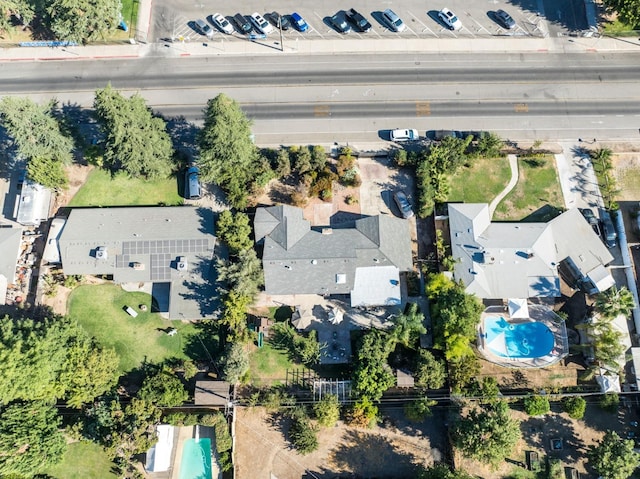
xmin=150 ymin=0 xmax=589 ymax=45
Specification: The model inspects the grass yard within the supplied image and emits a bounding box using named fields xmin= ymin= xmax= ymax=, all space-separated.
xmin=447 ymin=156 xmax=511 ymax=204
xmin=69 ymin=169 xmax=182 ymax=207
xmin=493 ymin=156 xmax=564 ymax=221
xmin=68 ymin=284 xmax=198 ymax=372
xmin=45 ymin=442 xmax=117 ymax=479
xmin=248 ymin=343 xmax=297 ymax=386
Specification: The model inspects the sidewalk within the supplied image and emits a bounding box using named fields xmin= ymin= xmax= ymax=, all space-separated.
xmin=1 ymin=32 xmax=639 ymax=62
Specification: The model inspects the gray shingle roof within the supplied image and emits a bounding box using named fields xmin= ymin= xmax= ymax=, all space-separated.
xmin=257 ymin=206 xmax=412 ymax=299
xmin=59 ymin=206 xmax=217 ymax=320
xmin=448 ymin=203 xmax=614 ymax=299
xmin=0 ymin=228 xmax=22 ymax=282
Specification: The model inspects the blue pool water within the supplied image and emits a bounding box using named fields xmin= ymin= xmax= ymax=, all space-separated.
xmin=179 ymin=438 xmax=212 ymax=479
xmin=484 ymin=316 xmax=554 ymax=358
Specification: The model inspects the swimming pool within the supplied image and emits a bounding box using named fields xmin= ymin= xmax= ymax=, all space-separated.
xmin=484 ymin=316 xmax=554 ymax=358
xmin=178 ymin=438 xmax=212 ymax=479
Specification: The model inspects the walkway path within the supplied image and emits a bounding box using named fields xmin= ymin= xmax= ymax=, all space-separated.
xmin=488 ymin=154 xmax=518 ymax=218
xmin=555 ymin=141 xmax=603 ymax=210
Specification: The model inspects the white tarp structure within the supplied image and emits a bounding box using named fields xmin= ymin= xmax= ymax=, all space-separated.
xmin=596 ymin=371 xmax=621 ymax=393
xmin=328 ymin=307 xmax=344 ymax=325
xmin=351 ymin=265 xmax=401 ymax=307
xmin=291 ymin=307 xmax=314 ymax=330
xmin=145 ymin=424 xmax=174 ymax=472
xmin=508 ymin=298 xmax=529 ymax=319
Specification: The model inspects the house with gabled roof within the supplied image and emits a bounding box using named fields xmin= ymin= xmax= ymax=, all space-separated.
xmin=57 ymin=206 xmax=217 ymax=320
xmin=0 ymin=226 xmax=22 ymax=304
xmin=448 ymin=203 xmax=614 ymax=299
xmin=255 ymin=205 xmax=413 ymax=307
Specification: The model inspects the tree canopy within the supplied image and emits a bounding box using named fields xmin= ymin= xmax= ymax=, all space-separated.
xmin=0 ymin=315 xmax=118 ymax=406
xmin=216 ymin=210 xmax=253 ymax=255
xmin=352 ymin=330 xmax=395 ymax=401
xmin=602 ymin=0 xmax=640 ymax=27
xmin=452 ymin=401 xmax=521 ymax=467
xmin=138 ymin=370 xmax=188 ymax=407
xmin=588 ymin=430 xmax=640 ymax=479
xmin=94 ymin=84 xmax=174 ymax=179
xmin=0 ymin=96 xmax=73 ymax=189
xmin=198 ymin=94 xmax=259 ymax=209
xmin=0 ymin=402 xmax=67 ymax=476
xmin=389 ymin=302 xmax=427 ymax=348
xmin=47 ymin=0 xmax=121 ymax=44
xmin=220 ymin=342 xmax=250 ymax=384
xmin=595 ymin=286 xmax=635 ymax=319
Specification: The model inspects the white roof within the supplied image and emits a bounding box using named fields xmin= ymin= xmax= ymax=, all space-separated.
xmin=596 ymin=373 xmax=621 ymax=393
xmin=587 ymin=264 xmax=616 ymax=292
xmin=350 ymin=265 xmax=401 ymax=307
xmin=43 ymin=218 xmax=66 ymax=264
xmin=632 ymin=347 xmax=640 ymax=390
xmin=145 ymin=424 xmax=174 ymax=472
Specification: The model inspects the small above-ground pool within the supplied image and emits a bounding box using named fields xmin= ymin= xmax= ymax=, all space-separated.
xmin=179 ymin=438 xmax=212 ymax=479
xmin=484 ymin=316 xmax=554 ymax=358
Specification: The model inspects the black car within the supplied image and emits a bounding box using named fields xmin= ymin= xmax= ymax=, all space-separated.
xmin=266 ymin=11 xmax=290 ymax=30
xmin=346 ymin=8 xmax=371 ymax=32
xmin=495 ymin=9 xmax=516 ymax=29
xmin=579 ymin=208 xmax=599 ymax=226
xmin=330 ymin=13 xmax=352 ymax=34
xmin=233 ymin=13 xmax=252 ymax=34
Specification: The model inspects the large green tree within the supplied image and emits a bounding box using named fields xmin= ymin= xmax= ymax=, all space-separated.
xmin=0 ymin=316 xmax=118 ymax=406
xmin=138 ymin=370 xmax=188 ymax=407
xmin=220 ymin=342 xmax=249 ymax=384
xmin=0 ymin=402 xmax=66 ymax=476
xmin=198 ymin=94 xmax=259 ymax=209
xmin=452 ymin=401 xmax=521 ymax=467
xmin=602 ymin=0 xmax=640 ymax=27
xmin=217 ymin=249 xmax=264 ymax=299
xmin=352 ymin=330 xmax=395 ymax=401
xmin=216 ymin=210 xmax=253 ymax=255
xmin=595 ymin=286 xmax=635 ymax=319
xmin=588 ymin=430 xmax=640 ymax=479
xmin=414 ymin=350 xmax=447 ymax=390
xmin=389 ymin=302 xmax=426 ymax=348
xmin=0 ymin=0 xmax=35 ymax=32
xmin=0 ymin=97 xmax=73 ymax=189
xmin=47 ymin=0 xmax=121 ymax=44
xmin=94 ymin=84 xmax=174 ymax=179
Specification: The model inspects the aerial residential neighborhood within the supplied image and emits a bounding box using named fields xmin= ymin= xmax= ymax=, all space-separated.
xmin=1 ymin=1 xmax=640 ymax=479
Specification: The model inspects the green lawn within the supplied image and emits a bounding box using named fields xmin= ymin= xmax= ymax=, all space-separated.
xmin=447 ymin=156 xmax=511 ymax=204
xmin=45 ymin=442 xmax=117 ymax=479
xmin=248 ymin=343 xmax=297 ymax=386
xmin=69 ymin=169 xmax=182 ymax=207
xmin=68 ymin=284 xmax=198 ymax=372
xmin=493 ymin=156 xmax=564 ymax=221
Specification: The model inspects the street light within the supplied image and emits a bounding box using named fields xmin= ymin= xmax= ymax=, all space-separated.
xmin=279 ymin=14 xmax=284 ymax=52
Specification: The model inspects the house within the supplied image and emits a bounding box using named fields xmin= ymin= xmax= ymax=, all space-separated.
xmin=255 ymin=205 xmax=412 ymax=307
xmin=57 ymin=206 xmax=217 ymax=320
xmin=0 ymin=226 xmax=22 ymax=304
xmin=448 ymin=203 xmax=614 ymax=299
xmin=16 ymin=181 xmax=52 ymax=227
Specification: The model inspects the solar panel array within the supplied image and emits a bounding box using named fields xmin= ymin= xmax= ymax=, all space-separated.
xmin=151 ymin=253 xmax=172 ymax=281
xmin=122 ymin=238 xmax=209 ymax=255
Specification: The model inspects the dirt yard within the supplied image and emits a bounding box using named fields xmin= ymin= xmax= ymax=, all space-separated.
xmin=234 ymin=406 xmax=446 ymax=479
xmin=454 ymin=401 xmax=640 ymax=478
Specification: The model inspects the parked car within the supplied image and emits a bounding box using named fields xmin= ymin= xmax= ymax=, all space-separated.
xmin=195 ymin=18 xmax=214 ymax=38
xmin=346 ymin=8 xmax=372 ymax=32
xmin=579 ymin=208 xmax=599 ymax=226
xmin=185 ymin=166 xmax=202 ymax=200
xmin=211 ymin=13 xmax=234 ymax=34
xmin=382 ymin=8 xmax=406 ymax=32
xmin=330 ymin=13 xmax=352 ymax=34
xmin=233 ymin=13 xmax=252 ymax=34
xmin=291 ymin=12 xmax=309 ymax=32
xmin=390 ymin=129 xmax=419 ymax=142
xmin=433 ymin=130 xmax=464 ymax=140
xmin=495 ymin=9 xmax=516 ymax=29
xmin=250 ymin=12 xmax=274 ymax=34
xmin=600 ymin=210 xmax=617 ymax=248
xmin=266 ymin=11 xmax=290 ymax=30
xmin=393 ymin=191 xmax=414 ymax=219
xmin=438 ymin=8 xmax=462 ymax=30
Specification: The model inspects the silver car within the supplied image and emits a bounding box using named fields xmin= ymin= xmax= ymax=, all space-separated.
xmin=382 ymin=9 xmax=407 ymax=32
xmin=393 ymin=191 xmax=414 ymax=219
xmin=195 ymin=18 xmax=214 ymax=38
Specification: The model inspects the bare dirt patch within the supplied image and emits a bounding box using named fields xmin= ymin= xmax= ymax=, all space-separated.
xmin=235 ymin=406 xmax=446 ymax=479
xmin=53 ymin=164 xmax=94 ymax=213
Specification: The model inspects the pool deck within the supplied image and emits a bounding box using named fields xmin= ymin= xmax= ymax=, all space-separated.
xmin=168 ymin=426 xmax=221 ymax=479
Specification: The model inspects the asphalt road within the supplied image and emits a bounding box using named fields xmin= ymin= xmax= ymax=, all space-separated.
xmin=2 ymin=52 xmax=640 ymax=144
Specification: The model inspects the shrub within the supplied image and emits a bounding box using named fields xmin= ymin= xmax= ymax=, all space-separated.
xmin=262 ymin=387 xmax=296 ymax=412
xmin=563 ymin=396 xmax=586 ymax=419
xmin=320 ymin=189 xmax=332 ymax=201
xmin=346 ymin=397 xmax=378 ymax=429
xmin=524 ymin=395 xmax=550 ymax=416
xmin=288 ymin=407 xmax=318 ymax=454
xmin=345 ymin=194 xmax=358 ymax=205
xmin=404 ymin=398 xmax=436 ymax=422
xmin=599 ymin=393 xmax=619 ymax=413
xmin=313 ymin=394 xmax=340 ymax=427
xmin=391 ymin=149 xmax=408 ymax=166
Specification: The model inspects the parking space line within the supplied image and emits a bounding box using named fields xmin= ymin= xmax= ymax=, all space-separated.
xmin=312 ymin=12 xmax=340 ymax=38
xmin=406 ymin=10 xmax=436 ymax=36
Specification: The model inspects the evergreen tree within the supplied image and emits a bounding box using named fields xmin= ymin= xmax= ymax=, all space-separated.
xmin=94 ymin=84 xmax=174 ymax=179
xmin=216 ymin=210 xmax=253 ymax=255
xmin=588 ymin=430 xmax=640 ymax=479
xmin=47 ymin=0 xmax=121 ymax=44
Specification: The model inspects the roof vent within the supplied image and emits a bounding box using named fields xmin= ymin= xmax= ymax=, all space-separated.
xmin=336 ymin=273 xmax=346 ymax=284
xmin=176 ymin=256 xmax=188 ymax=271
xmin=284 ymin=265 xmax=292 ymax=270
xmin=311 ymin=260 xmax=317 ymax=265
xmin=131 ymin=262 xmax=145 ymax=271
xmin=322 ymin=228 xmax=333 ymax=235
xmin=95 ymin=246 xmax=108 ymax=260
xmin=373 ymin=258 xmax=379 ymax=263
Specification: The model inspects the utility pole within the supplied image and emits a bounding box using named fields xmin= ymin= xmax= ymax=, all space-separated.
xmin=279 ymin=15 xmax=284 ymax=51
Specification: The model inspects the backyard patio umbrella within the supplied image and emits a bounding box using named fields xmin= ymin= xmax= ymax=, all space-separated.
xmin=328 ymin=307 xmax=344 ymax=325
xmin=508 ymin=298 xmax=529 ymax=319
xmin=291 ymin=307 xmax=314 ymax=330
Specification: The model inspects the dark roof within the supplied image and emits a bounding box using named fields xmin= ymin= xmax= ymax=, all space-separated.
xmin=256 ymin=206 xmax=412 ymax=297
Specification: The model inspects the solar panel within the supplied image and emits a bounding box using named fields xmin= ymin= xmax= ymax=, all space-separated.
xmin=122 ymin=239 xmax=210 ymax=257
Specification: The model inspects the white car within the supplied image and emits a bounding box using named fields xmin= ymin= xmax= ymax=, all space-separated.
xmin=250 ymin=12 xmax=274 ymax=34
xmin=438 ymin=8 xmax=462 ymax=31
xmin=390 ymin=129 xmax=419 ymax=142
xmin=212 ymin=13 xmax=234 ymax=34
